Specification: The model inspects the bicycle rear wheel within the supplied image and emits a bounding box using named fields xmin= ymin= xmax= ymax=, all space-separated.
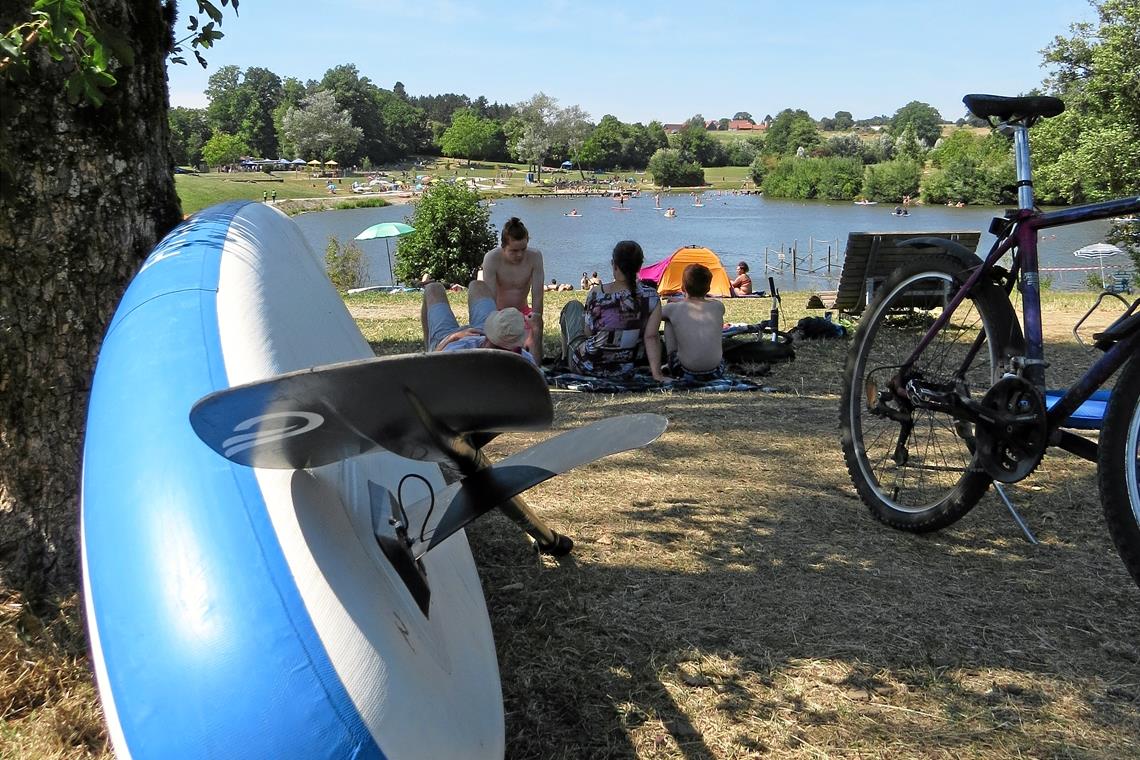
xmin=840 ymin=254 xmax=1023 ymax=531
xmin=1099 ymin=353 xmax=1140 ymax=587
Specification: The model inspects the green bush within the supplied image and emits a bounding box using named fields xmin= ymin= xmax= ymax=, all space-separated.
xmin=759 ymin=156 xmax=863 ymax=200
xmin=921 ymin=155 xmax=1015 ymax=206
xmin=922 ymin=130 xmax=1015 ymax=205
xmin=393 ymin=182 xmax=497 ymax=286
xmin=647 ymin=148 xmax=705 ymax=186
xmin=825 ymin=134 xmax=872 ymax=163
xmin=1085 ymin=271 xmax=1108 ymax=291
xmin=723 ymin=139 xmax=758 ymax=167
xmin=325 ymin=237 xmax=367 ymax=292
xmin=815 ymin=157 xmax=864 ymax=199
xmin=861 ymin=158 xmax=922 ymax=202
xmin=748 ymin=154 xmax=772 ymax=186
xmin=762 ymin=157 xmax=820 ymax=198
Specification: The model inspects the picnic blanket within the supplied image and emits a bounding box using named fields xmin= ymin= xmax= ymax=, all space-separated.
xmin=543 ymin=367 xmax=763 ymax=393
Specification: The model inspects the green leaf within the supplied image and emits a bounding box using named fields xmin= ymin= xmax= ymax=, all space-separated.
xmin=0 ymin=36 xmax=20 ymax=58
xmin=101 ymin=27 xmax=134 ymax=67
xmin=90 ymin=40 xmax=107 ymax=69
xmin=84 ymin=78 xmax=105 ymax=107
xmin=65 ymin=73 xmax=83 ymax=103
xmin=187 ymin=15 xmax=198 ymax=31
xmin=200 ymin=2 xmax=224 ymax=24
xmin=39 ymin=0 xmax=68 ymax=29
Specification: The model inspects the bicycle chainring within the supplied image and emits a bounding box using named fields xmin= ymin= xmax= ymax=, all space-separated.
xmin=975 ymin=376 xmax=1048 ymax=483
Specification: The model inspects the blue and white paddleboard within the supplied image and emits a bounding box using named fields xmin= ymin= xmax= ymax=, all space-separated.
xmin=81 ymin=201 xmax=503 ymax=759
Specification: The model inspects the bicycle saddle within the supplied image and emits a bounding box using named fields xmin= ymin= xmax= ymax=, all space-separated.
xmin=963 ymin=94 xmax=1065 ymax=123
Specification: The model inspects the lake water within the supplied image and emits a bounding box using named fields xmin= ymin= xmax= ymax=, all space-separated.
xmin=292 ymin=193 xmax=1115 ymax=292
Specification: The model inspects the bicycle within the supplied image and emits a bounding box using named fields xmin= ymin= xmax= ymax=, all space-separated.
xmin=838 ymin=94 xmax=1140 ymax=586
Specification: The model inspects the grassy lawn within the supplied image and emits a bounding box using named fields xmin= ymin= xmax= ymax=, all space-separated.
xmin=708 ymin=130 xmax=762 ymax=144
xmin=175 ymin=172 xmax=401 ymax=215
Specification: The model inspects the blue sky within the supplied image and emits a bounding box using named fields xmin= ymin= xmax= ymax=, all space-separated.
xmin=167 ymin=0 xmax=1096 ymax=123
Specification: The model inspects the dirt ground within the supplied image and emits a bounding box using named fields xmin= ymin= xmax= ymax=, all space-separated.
xmin=360 ymin=290 xmax=1140 ymax=759
xmin=468 ymin=308 xmax=1136 ymax=759
xmin=2 ymin=290 xmax=1136 ymax=759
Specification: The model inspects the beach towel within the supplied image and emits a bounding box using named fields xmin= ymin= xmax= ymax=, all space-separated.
xmin=543 ymin=367 xmax=763 ymax=393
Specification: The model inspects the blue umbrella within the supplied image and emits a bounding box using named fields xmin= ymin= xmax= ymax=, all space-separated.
xmin=356 ymin=222 xmax=415 ymax=283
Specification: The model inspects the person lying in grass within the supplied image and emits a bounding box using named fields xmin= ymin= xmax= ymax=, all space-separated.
xmin=420 ymin=279 xmax=535 ymax=365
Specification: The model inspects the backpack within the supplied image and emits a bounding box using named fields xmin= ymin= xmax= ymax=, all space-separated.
xmin=791 ymin=316 xmax=846 ymax=340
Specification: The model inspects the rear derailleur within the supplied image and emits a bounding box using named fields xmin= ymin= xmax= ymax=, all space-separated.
xmin=869 ymin=372 xmax=1047 ymax=483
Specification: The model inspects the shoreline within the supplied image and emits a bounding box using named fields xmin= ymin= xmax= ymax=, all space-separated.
xmin=271 ymin=192 xmax=415 ymax=216
xmin=276 ymin=186 xmax=760 ymax=213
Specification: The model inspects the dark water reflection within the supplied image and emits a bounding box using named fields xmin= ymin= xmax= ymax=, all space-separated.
xmin=292 ymin=194 xmax=1113 ymax=291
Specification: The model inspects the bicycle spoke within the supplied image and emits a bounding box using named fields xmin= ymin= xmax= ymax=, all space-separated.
xmin=842 ymin=257 xmax=1015 ymax=520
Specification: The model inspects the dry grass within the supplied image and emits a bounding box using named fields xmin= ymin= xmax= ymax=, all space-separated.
xmin=0 ymin=594 xmax=109 ymax=759
xmin=3 ymin=288 xmax=1137 ymax=759
xmin=366 ymin=288 xmax=1140 ymax=759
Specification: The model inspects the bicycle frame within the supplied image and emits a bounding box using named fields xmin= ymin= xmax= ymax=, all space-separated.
xmin=900 ymin=120 xmax=1140 ymax=455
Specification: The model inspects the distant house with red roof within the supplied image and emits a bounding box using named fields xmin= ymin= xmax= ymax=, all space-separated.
xmin=662 ymin=123 xmax=685 ymax=134
xmin=729 ymin=119 xmax=758 ymax=131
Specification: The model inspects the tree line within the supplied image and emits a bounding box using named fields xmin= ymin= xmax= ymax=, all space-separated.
xmin=169 ymin=63 xmax=971 ymax=194
xmin=169 ymin=59 xmax=1083 ymax=210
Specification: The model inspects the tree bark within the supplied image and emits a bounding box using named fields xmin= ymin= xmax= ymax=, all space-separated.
xmin=0 ymin=1 xmax=182 ymax=599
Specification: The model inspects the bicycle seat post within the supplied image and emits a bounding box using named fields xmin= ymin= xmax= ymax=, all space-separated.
xmin=1008 ymin=121 xmax=1036 ymax=210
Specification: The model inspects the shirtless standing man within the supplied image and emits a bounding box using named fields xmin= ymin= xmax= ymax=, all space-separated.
xmin=482 ymin=217 xmax=545 ymax=362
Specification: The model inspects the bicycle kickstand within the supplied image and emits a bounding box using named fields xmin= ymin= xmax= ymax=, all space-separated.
xmin=993 ymin=483 xmax=1038 ymax=545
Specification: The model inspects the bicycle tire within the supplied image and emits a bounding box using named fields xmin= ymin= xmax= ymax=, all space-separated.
xmin=840 ymin=253 xmax=1024 ymax=531
xmin=1099 ymin=353 xmax=1140 ymax=587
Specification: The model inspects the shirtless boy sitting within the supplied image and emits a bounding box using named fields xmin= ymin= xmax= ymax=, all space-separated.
xmin=662 ymin=263 xmax=726 ymax=379
xmin=482 ymin=217 xmax=545 ymax=362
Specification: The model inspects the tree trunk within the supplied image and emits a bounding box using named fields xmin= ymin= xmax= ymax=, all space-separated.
xmin=0 ymin=1 xmax=182 ymax=599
